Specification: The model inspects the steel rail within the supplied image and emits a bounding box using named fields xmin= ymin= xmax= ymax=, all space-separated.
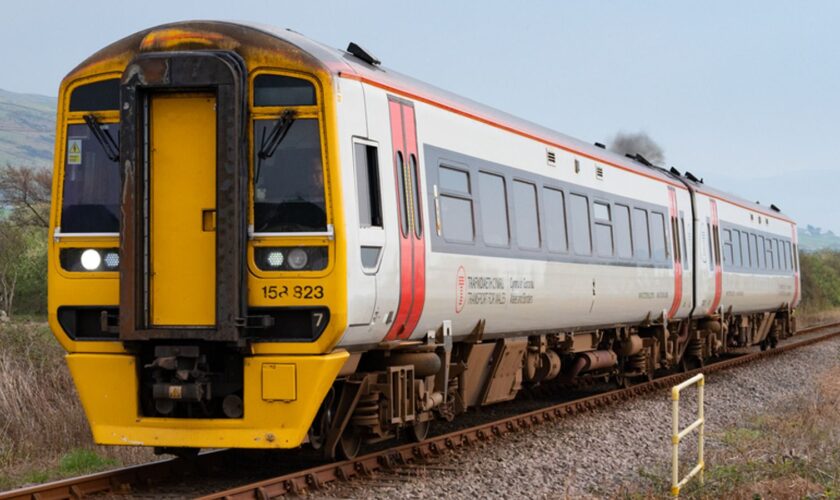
xmin=2 ymin=321 xmax=837 ymax=500
xmin=197 ymin=320 xmax=840 ymax=500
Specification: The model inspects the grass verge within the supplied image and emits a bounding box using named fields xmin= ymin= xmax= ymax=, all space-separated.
xmin=0 ymin=319 xmax=153 ymax=490
xmin=623 ymin=362 xmax=840 ymax=499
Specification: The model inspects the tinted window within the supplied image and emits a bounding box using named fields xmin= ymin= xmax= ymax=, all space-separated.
xmin=396 ymin=153 xmax=409 ymax=236
xmin=741 ymin=231 xmax=751 ymax=268
xmin=440 ymin=166 xmax=470 ymax=194
xmin=354 ymin=143 xmax=382 ymax=227
xmin=633 ymin=208 xmax=650 ymax=259
xmin=707 ymin=223 xmax=715 ymax=271
xmin=570 ymin=194 xmax=592 ymax=256
xmin=680 ymin=218 xmax=690 ymax=270
xmin=440 ymin=196 xmax=474 ymax=242
xmin=615 ymin=204 xmax=632 ymax=259
xmin=69 ymin=79 xmax=120 ymax=112
xmin=253 ymin=119 xmax=326 ymax=232
xmin=650 ymin=212 xmax=667 ymax=261
xmin=593 ymin=202 xmax=613 ymax=258
xmin=543 ymin=188 xmax=567 ymax=253
xmin=732 ymin=230 xmax=742 ymax=267
xmin=512 ymin=180 xmax=540 ymax=249
xmin=61 ymin=123 xmax=121 ymax=232
xmin=254 ymin=74 xmax=316 ymax=106
xmin=478 ymin=172 xmax=509 ymax=246
xmin=723 ymin=229 xmax=733 ymax=267
xmin=750 ymin=234 xmax=759 ymax=269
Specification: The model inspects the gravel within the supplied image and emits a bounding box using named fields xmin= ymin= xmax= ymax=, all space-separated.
xmin=318 ymin=337 xmax=840 ymax=499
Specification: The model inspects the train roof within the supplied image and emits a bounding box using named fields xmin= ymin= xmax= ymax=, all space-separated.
xmin=68 ymin=20 xmax=795 ymax=225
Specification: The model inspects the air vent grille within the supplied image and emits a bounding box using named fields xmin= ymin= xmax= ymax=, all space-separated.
xmin=546 ymin=149 xmax=556 ymax=166
xmin=595 ymin=166 xmax=604 ymax=180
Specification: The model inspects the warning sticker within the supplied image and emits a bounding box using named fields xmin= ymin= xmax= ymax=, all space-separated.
xmin=67 ymin=139 xmax=82 ymax=165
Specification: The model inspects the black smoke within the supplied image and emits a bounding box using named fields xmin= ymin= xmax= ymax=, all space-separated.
xmin=609 ymin=131 xmax=665 ymax=166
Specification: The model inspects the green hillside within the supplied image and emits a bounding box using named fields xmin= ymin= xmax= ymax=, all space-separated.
xmin=0 ymin=88 xmax=56 ymax=168
xmin=799 ymin=225 xmax=840 ymax=252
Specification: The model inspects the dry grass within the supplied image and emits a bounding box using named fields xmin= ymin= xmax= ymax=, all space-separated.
xmin=798 ymin=307 xmax=840 ymax=329
xmin=624 ymin=363 xmax=840 ymax=499
xmin=0 ymin=319 xmax=153 ymax=490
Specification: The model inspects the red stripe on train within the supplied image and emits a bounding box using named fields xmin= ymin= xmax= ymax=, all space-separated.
xmin=667 ymin=188 xmax=683 ymax=319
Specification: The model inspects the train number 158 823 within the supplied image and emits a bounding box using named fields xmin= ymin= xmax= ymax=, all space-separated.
xmin=261 ymin=285 xmax=324 ymax=300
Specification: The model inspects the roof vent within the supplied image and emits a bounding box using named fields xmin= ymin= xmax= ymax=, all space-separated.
xmin=594 ymin=142 xmax=606 ymax=149
xmin=670 ymin=167 xmax=682 ymax=176
xmin=770 ymin=204 xmax=781 ymax=212
xmin=347 ymin=42 xmax=381 ymax=66
xmin=685 ymin=171 xmax=701 ymax=183
xmin=546 ymin=149 xmax=556 ymax=166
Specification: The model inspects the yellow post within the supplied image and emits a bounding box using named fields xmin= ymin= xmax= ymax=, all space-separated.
xmin=671 ymin=373 xmax=705 ymax=497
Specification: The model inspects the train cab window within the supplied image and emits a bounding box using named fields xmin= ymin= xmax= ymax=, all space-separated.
xmin=633 ymin=208 xmax=651 ymax=260
xmin=438 ymin=166 xmax=474 ymax=243
xmin=512 ymin=180 xmax=540 ymax=250
xmin=650 ymin=211 xmax=668 ymax=262
xmin=478 ymin=172 xmax=510 ymax=247
xmin=570 ymin=193 xmax=592 ymax=256
xmin=60 ymin=123 xmax=121 ymax=232
xmin=253 ymin=75 xmax=316 ymax=106
xmin=253 ymin=119 xmax=326 ymax=232
xmin=615 ymin=204 xmax=632 ymax=259
xmin=69 ymin=79 xmax=120 ymax=112
xmin=593 ymin=201 xmax=614 ymax=258
xmin=543 ymin=187 xmax=568 ymax=253
xmin=353 ymin=142 xmax=382 ymax=227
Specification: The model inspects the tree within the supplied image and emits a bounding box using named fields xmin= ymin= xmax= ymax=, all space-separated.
xmin=0 ymin=223 xmax=26 ymax=317
xmin=0 ymin=164 xmax=52 ymax=228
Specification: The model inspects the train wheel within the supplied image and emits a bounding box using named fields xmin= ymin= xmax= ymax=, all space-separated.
xmin=336 ymin=428 xmax=362 ymax=460
xmin=680 ymin=356 xmax=703 ymax=372
xmin=614 ymin=372 xmax=632 ymax=389
xmin=409 ymin=418 xmax=431 ymax=442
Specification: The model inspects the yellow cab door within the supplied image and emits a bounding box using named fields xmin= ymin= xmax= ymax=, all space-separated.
xmin=150 ymin=93 xmax=217 ymax=326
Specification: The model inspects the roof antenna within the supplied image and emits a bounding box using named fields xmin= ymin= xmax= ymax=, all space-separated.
xmin=347 ymin=42 xmax=381 ymax=66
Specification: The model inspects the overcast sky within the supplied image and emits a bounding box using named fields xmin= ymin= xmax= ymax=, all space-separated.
xmin=2 ymin=1 xmax=837 ymax=230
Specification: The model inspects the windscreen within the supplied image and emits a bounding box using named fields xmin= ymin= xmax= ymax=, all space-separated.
xmin=60 ymin=123 xmax=121 ymax=233
xmin=253 ymin=118 xmax=326 ymax=233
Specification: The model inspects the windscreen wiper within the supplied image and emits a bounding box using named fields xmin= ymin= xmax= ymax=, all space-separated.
xmin=83 ymin=114 xmax=120 ymax=162
xmin=258 ymin=109 xmax=297 ymax=160
xmin=255 ymin=109 xmax=297 ymax=184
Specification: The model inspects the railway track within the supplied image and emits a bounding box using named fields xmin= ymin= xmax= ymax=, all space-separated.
xmin=3 ymin=320 xmax=839 ymax=500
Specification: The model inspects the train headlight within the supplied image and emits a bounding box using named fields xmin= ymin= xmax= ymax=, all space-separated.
xmin=266 ymin=250 xmax=284 ymax=268
xmin=59 ymin=248 xmax=120 ymax=272
xmin=80 ymin=249 xmax=102 ymax=271
xmin=254 ymin=247 xmax=328 ymax=271
xmin=287 ymin=248 xmax=308 ymax=270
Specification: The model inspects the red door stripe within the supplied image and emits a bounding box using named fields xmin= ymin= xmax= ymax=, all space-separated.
xmin=667 ymin=188 xmax=683 ymax=319
xmin=400 ymin=104 xmax=426 ymax=339
xmin=385 ymin=99 xmax=413 ymax=340
xmin=707 ymin=200 xmax=723 ymax=315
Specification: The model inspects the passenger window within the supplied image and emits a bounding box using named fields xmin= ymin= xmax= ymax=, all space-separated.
xmin=543 ymin=187 xmax=568 ymax=253
xmin=478 ymin=172 xmax=510 ymax=247
xmin=354 ymin=143 xmax=382 ymax=228
xmin=593 ymin=201 xmax=614 ymax=257
xmin=723 ymin=229 xmax=733 ymax=267
xmin=439 ymin=166 xmax=470 ymax=194
xmin=570 ymin=193 xmax=592 ymax=256
xmin=680 ymin=218 xmax=689 ymax=270
xmin=254 ymin=74 xmax=316 ymax=106
xmin=633 ymin=208 xmax=651 ymax=259
xmin=750 ymin=234 xmax=759 ymax=269
xmin=766 ymin=238 xmax=775 ymax=270
xmin=650 ymin=212 xmax=667 ymax=262
xmin=741 ymin=231 xmax=751 ymax=268
xmin=732 ymin=230 xmax=742 ymax=268
xmin=615 ymin=204 xmax=632 ymax=259
xmin=707 ymin=223 xmax=714 ymax=271
xmin=776 ymin=240 xmax=783 ymax=270
xmin=512 ymin=180 xmax=540 ymax=249
xmin=438 ymin=165 xmax=474 ymax=243
xmin=758 ymin=236 xmax=766 ymax=269
xmin=409 ymin=155 xmax=422 ymax=237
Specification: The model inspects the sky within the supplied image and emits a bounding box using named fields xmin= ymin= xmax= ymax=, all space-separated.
xmin=1 ymin=1 xmax=837 ymax=231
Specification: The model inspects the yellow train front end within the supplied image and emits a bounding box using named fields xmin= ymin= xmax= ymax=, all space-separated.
xmin=47 ymin=22 xmax=349 ymax=450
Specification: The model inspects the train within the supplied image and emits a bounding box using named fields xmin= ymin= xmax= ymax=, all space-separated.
xmin=48 ymin=21 xmax=800 ymax=459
